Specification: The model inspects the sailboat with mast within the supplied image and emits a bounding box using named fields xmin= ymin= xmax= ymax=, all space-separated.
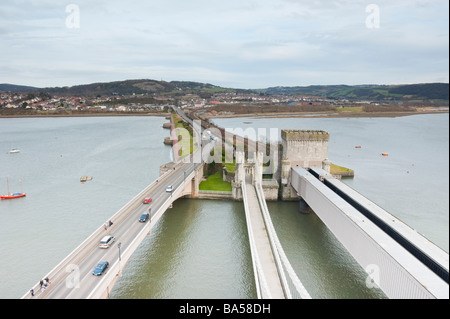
xmin=1 ymin=178 xmax=26 ymax=200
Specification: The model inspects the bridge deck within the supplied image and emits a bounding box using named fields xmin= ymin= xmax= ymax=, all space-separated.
xmin=244 ymin=184 xmax=285 ymax=299
xmin=309 ymin=167 xmax=449 ymax=283
xmin=291 ymin=167 xmax=449 ymax=299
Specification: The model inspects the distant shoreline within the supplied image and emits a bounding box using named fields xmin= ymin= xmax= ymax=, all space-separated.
xmin=204 ymin=109 xmax=449 ymax=120
xmin=0 ymin=109 xmax=447 ymax=119
xmin=0 ymin=111 xmax=170 ymax=118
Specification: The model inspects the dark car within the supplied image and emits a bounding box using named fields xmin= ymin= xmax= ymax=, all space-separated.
xmin=92 ymin=261 xmax=109 ymax=276
xmin=139 ymin=212 xmax=149 ymax=223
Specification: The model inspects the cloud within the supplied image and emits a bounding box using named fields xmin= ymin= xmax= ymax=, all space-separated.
xmin=0 ymin=0 xmax=448 ymax=88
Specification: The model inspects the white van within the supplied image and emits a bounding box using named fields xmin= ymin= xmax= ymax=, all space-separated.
xmin=99 ymin=235 xmax=115 ymax=249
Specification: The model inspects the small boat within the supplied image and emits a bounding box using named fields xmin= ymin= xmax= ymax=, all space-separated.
xmin=381 ymin=153 xmax=389 ymax=156
xmin=1 ymin=193 xmax=26 ymax=200
xmin=1 ymin=178 xmax=26 ymax=200
xmin=9 ymin=149 xmax=20 ymax=154
xmin=355 ymin=146 xmax=362 ymax=149
xmin=80 ymin=176 xmax=93 ymax=182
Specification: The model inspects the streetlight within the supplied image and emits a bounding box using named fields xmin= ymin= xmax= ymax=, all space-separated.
xmin=117 ymin=242 xmax=122 ymax=277
xmin=148 ymin=207 xmax=152 ymax=223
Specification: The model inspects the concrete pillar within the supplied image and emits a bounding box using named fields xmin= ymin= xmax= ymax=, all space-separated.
xmin=254 ymin=152 xmax=263 ymax=185
xmin=235 ymin=151 xmax=245 ymax=185
xmin=281 ymin=159 xmax=291 ymax=186
xmin=322 ymin=158 xmax=331 ymax=173
xmin=299 ymin=197 xmax=311 ymax=214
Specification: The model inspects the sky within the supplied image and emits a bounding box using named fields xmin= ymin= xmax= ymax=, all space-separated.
xmin=0 ymin=0 xmax=448 ymax=89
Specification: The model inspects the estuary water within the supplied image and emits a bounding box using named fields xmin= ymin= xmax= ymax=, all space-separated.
xmin=0 ymin=113 xmax=448 ymax=299
xmin=211 ymin=113 xmax=449 ymax=253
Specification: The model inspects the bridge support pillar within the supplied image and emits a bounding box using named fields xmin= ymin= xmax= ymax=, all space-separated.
xmin=299 ymin=197 xmax=311 ymax=214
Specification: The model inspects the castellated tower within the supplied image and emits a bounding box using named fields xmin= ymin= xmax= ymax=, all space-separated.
xmin=280 ymin=130 xmax=330 ymax=200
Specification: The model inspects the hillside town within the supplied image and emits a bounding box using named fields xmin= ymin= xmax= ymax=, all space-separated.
xmin=0 ymin=89 xmax=403 ymax=116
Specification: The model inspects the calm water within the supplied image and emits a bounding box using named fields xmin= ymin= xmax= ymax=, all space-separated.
xmin=0 ymin=113 xmax=448 ymax=299
xmin=0 ymin=116 xmax=171 ymax=298
xmin=212 ymin=113 xmax=449 ymax=252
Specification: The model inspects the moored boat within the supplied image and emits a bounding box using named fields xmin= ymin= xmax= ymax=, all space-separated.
xmin=1 ymin=193 xmax=26 ymax=200
xmin=80 ymin=176 xmax=93 ymax=182
xmin=1 ymin=178 xmax=26 ymax=200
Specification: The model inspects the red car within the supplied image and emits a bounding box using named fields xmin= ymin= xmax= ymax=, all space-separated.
xmin=142 ymin=198 xmax=152 ymax=204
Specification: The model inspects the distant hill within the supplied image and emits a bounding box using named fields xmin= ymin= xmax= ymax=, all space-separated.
xmin=1 ymin=80 xmax=448 ymax=102
xmin=261 ymin=83 xmax=449 ymax=101
xmin=0 ymin=83 xmax=38 ymax=92
xmin=38 ymin=79 xmax=244 ymax=97
xmin=387 ymin=83 xmax=449 ymax=100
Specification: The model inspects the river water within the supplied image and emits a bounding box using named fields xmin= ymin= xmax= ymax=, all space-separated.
xmin=0 ymin=113 xmax=448 ymax=299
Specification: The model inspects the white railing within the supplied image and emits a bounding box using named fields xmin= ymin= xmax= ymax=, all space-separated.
xmin=241 ymin=181 xmax=271 ymax=299
xmin=255 ymin=182 xmax=311 ymax=299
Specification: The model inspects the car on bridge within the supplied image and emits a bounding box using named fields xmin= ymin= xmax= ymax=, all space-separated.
xmin=142 ymin=197 xmax=152 ymax=204
xmin=92 ymin=261 xmax=109 ymax=276
xmin=139 ymin=212 xmax=150 ymax=223
xmin=98 ymin=235 xmax=115 ymax=249
xmin=166 ymin=185 xmax=173 ymax=192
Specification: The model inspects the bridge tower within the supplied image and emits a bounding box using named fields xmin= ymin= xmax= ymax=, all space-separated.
xmin=233 ymin=151 xmax=264 ymax=199
xmin=280 ymin=130 xmax=330 ymax=202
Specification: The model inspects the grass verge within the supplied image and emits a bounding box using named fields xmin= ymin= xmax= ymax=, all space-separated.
xmin=199 ymin=172 xmax=232 ymax=192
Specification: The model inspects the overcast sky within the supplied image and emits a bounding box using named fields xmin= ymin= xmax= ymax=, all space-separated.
xmin=0 ymin=0 xmax=448 ymax=89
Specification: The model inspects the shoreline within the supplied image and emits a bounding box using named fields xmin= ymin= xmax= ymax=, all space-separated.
xmin=0 ymin=111 xmax=170 ymax=119
xmin=0 ymin=109 xmax=447 ymax=119
xmin=203 ymin=110 xmax=448 ymax=120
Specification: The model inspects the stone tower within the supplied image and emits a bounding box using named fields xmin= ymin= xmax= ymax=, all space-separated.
xmin=280 ymin=130 xmax=330 ymax=200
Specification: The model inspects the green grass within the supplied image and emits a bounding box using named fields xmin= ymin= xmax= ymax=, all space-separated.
xmin=337 ymin=106 xmax=363 ymax=113
xmin=224 ymin=162 xmax=236 ymax=173
xmin=199 ymin=173 xmax=232 ymax=192
xmin=330 ymin=163 xmax=354 ymax=176
xmin=173 ymin=114 xmax=196 ymax=157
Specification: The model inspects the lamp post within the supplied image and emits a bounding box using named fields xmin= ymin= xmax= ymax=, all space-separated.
xmin=117 ymin=242 xmax=122 ymax=261
xmin=117 ymin=242 xmax=122 ymax=277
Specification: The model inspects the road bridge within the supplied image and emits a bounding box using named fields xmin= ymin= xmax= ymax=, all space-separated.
xmin=23 ymin=161 xmax=204 ymax=299
xmin=22 ymin=110 xmax=210 ymax=299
